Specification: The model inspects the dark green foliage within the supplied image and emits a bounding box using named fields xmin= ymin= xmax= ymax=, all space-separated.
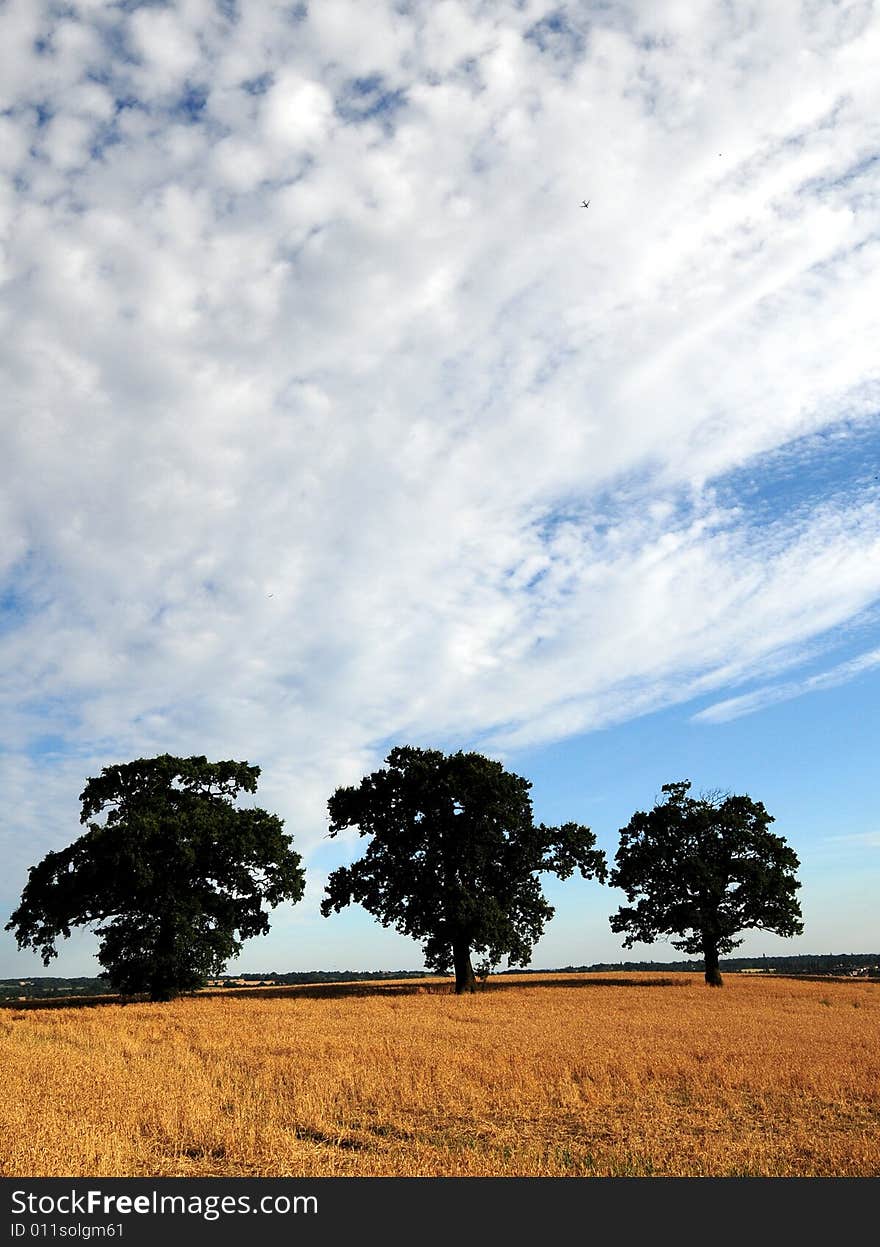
xmin=320 ymin=745 xmax=607 ymax=993
xmin=609 ymin=780 xmax=804 ymax=986
xmin=6 ymin=755 xmax=305 ymax=1001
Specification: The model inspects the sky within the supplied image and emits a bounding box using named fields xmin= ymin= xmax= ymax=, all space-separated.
xmin=1 ymin=0 xmax=878 ymax=979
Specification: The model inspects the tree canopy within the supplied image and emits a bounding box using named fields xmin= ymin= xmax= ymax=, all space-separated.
xmin=6 ymin=754 xmax=305 ymax=1000
xmin=609 ymin=780 xmax=804 ymax=986
xmin=320 ymin=745 xmax=607 ymax=992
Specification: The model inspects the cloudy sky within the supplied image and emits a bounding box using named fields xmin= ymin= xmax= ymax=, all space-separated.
xmin=2 ymin=0 xmax=878 ymax=978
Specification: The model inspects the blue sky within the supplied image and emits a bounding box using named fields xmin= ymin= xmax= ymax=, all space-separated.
xmin=1 ymin=0 xmax=878 ymax=977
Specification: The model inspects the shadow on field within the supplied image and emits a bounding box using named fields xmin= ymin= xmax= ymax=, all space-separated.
xmin=198 ymin=975 xmax=692 ymax=1003
xmin=0 ymin=993 xmax=122 ymax=1012
xmin=0 ymin=974 xmax=691 ymax=1011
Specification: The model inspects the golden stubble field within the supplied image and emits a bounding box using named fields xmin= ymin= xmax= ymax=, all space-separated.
xmin=2 ymin=973 xmax=878 ymax=1177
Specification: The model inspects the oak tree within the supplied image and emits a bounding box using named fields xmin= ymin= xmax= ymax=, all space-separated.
xmin=609 ymin=780 xmax=803 ymax=986
xmin=6 ymin=754 xmax=305 ymax=1001
xmin=320 ymin=745 xmax=607 ymax=993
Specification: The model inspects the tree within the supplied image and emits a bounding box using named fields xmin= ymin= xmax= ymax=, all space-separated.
xmin=6 ymin=755 xmax=305 ymax=1001
xmin=320 ymin=745 xmax=607 ymax=993
xmin=609 ymin=780 xmax=803 ymax=986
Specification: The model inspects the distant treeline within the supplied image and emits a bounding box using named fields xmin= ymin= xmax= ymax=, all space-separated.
xmin=0 ymin=969 xmax=438 ymax=999
xmin=223 ymin=969 xmax=438 ymax=984
xmin=230 ymin=954 xmax=880 ymax=980
xmin=508 ymin=953 xmax=880 ymax=976
xmin=3 ymin=953 xmax=878 ymax=999
xmin=0 ymin=976 xmax=110 ymax=1000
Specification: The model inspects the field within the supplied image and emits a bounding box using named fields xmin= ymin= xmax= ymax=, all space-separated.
xmin=2 ymin=973 xmax=878 ymax=1177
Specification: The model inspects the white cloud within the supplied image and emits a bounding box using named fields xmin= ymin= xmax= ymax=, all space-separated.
xmin=0 ymin=115 xmax=30 ymax=172
xmin=263 ymin=72 xmax=335 ymax=153
xmin=823 ymin=831 xmax=880 ymax=849
xmin=307 ymin=0 xmax=414 ymax=77
xmin=0 ymin=0 xmax=43 ymax=110
xmin=127 ymin=6 xmax=202 ymax=95
xmin=695 ymin=646 xmax=880 ymax=724
xmin=1 ymin=0 xmax=879 ymax=970
xmin=41 ymin=113 xmax=95 ymax=169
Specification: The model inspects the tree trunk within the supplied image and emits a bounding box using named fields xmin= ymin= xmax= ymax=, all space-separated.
xmin=452 ymin=939 xmax=477 ymax=994
xmin=703 ymin=936 xmax=723 ymax=987
xmin=149 ymin=914 xmax=178 ymax=1001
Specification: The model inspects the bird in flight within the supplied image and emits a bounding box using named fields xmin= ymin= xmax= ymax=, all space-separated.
xmin=582 ymin=199 xmax=590 ymax=207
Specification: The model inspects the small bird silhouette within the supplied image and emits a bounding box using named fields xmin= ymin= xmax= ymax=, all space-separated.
xmin=582 ymin=199 xmax=590 ymax=208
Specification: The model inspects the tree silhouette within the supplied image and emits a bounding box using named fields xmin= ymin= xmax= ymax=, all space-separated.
xmin=609 ymin=780 xmax=803 ymax=986
xmin=321 ymin=745 xmax=606 ymax=993
xmin=6 ymin=754 xmax=305 ymax=1001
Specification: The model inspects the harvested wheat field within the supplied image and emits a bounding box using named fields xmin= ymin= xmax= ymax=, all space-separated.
xmin=2 ymin=972 xmax=878 ymax=1177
